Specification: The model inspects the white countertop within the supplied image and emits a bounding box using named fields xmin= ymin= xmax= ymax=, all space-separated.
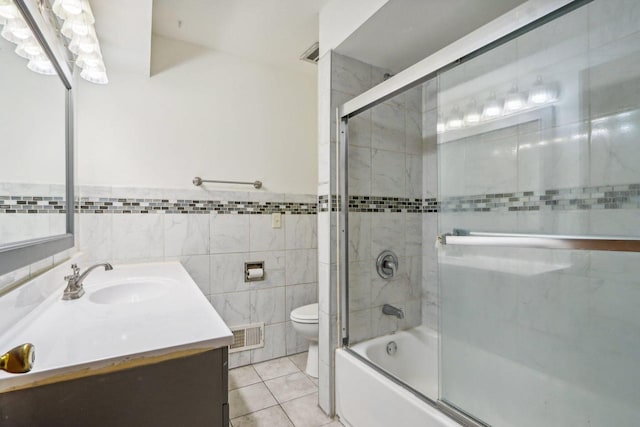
xmin=0 ymin=261 xmax=233 ymax=392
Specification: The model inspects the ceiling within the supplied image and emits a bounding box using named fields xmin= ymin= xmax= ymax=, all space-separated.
xmin=91 ymin=0 xmax=153 ymax=76
xmin=336 ymin=0 xmax=527 ymax=73
xmin=152 ymin=0 xmax=327 ymax=74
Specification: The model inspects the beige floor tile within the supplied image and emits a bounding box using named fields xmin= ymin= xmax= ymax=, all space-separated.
xmin=229 ymin=365 xmax=262 ymax=390
xmin=281 ymin=393 xmax=335 ymax=427
xmin=288 ymin=352 xmax=308 ymax=371
xmin=321 ymin=422 xmax=344 ymax=427
xmin=253 ymin=356 xmax=300 ymax=381
xmin=265 ymin=372 xmax=318 ymax=403
xmin=229 ymin=382 xmax=278 ymax=419
xmin=231 ymin=405 xmax=294 ymax=427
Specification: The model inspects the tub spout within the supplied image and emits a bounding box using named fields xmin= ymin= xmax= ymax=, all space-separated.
xmin=382 ymin=304 xmax=404 ymax=319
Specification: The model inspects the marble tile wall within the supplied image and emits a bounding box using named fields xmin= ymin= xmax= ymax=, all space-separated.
xmin=77 ymin=186 xmax=318 ymax=368
xmin=317 ymin=51 xmax=393 ymax=415
xmin=346 ymin=76 xmax=426 ymax=343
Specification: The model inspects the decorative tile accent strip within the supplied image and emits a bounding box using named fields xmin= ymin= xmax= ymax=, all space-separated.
xmin=319 ymin=183 xmax=640 ymax=214
xmin=75 ymin=197 xmax=317 ymax=215
xmin=5 ymin=183 xmax=640 ymax=215
xmin=0 ymin=196 xmax=66 ymax=214
xmin=441 ymin=183 xmax=640 ymax=213
xmin=349 ymin=196 xmax=423 ymax=213
xmin=423 ymin=198 xmax=439 ymax=213
xmin=318 ymin=195 xmax=340 ymax=212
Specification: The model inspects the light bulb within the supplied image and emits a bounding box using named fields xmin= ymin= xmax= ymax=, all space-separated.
xmin=446 ymin=107 xmax=464 ymax=130
xmin=15 ymin=38 xmax=43 ymax=60
xmin=69 ymin=32 xmax=98 ymax=54
xmin=0 ymin=1 xmax=20 ymax=20
xmin=528 ymin=76 xmax=557 ymax=104
xmin=53 ymin=0 xmax=95 ymax=22
xmin=61 ymin=13 xmax=92 ymax=38
xmin=1 ymin=17 xmax=31 ymax=44
xmin=482 ymin=95 xmax=502 ymax=118
xmin=80 ymin=66 xmax=108 ymax=84
xmin=504 ymin=85 xmax=525 ymax=111
xmin=464 ymin=100 xmax=481 ymax=124
xmin=52 ymin=0 xmax=82 ymax=18
xmin=76 ymin=50 xmax=102 ymax=68
xmin=78 ymin=56 xmax=105 ymax=72
xmin=27 ymin=55 xmax=56 ymax=75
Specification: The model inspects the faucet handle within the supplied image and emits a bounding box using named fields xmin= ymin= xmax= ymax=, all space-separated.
xmin=65 ymin=264 xmax=80 ymax=281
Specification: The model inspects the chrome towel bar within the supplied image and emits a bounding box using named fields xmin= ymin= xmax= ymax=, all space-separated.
xmin=193 ymin=177 xmax=262 ymax=189
xmin=439 ymin=229 xmax=640 ymax=253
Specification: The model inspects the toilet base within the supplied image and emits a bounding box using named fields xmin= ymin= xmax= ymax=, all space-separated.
xmin=306 ymin=342 xmax=318 ymax=378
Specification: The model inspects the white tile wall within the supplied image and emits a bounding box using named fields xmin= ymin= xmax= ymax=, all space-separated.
xmin=77 ymin=187 xmax=317 ymax=368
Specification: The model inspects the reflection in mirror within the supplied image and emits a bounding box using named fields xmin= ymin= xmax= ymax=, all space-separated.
xmin=0 ymin=5 xmax=67 ymax=246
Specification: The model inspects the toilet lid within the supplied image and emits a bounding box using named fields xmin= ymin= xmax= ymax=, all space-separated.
xmin=290 ymin=303 xmax=318 ymax=324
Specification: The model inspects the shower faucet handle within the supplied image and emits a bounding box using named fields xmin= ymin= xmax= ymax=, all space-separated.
xmin=376 ymin=250 xmax=398 ymax=279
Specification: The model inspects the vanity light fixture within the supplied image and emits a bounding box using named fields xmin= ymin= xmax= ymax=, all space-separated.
xmin=504 ymin=84 xmax=525 ymax=111
xmin=52 ymin=0 xmax=107 ymax=84
xmin=0 ymin=2 xmax=57 ymax=76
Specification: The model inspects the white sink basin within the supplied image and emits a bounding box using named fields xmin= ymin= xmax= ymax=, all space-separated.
xmin=89 ymin=280 xmax=169 ymax=305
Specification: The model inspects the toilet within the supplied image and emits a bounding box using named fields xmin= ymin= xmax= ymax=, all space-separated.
xmin=290 ymin=303 xmax=319 ymax=378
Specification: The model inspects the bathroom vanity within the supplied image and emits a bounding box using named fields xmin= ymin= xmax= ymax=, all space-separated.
xmin=0 ymin=261 xmax=233 ymax=427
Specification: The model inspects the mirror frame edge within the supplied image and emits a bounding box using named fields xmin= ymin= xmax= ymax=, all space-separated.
xmin=0 ymin=0 xmax=75 ymax=277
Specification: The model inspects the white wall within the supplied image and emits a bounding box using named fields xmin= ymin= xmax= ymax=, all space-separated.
xmin=77 ymin=35 xmax=318 ymax=195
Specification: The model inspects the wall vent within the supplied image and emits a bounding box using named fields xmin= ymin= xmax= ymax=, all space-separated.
xmin=300 ymin=42 xmax=320 ymax=64
xmin=229 ymin=323 xmax=264 ymax=353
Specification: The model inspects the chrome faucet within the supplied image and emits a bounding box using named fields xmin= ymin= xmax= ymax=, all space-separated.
xmin=382 ymin=304 xmax=404 ymax=319
xmin=63 ymin=263 xmax=113 ymax=300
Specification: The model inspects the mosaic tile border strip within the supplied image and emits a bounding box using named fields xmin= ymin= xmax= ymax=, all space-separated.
xmin=76 ymin=197 xmax=318 ymax=215
xmin=440 ymin=183 xmax=640 ymax=213
xmin=0 ymin=196 xmax=66 ymax=214
xmin=319 ymin=183 xmax=640 ymax=214
xmin=4 ymin=183 xmax=640 ymax=215
xmin=318 ymin=195 xmax=438 ymax=213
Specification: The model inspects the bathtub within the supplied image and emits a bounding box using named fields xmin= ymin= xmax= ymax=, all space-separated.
xmin=336 ymin=325 xmax=460 ymax=427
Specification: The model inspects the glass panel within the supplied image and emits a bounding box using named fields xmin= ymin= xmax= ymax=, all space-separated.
xmin=344 ymin=68 xmax=440 ymax=400
xmin=0 ymin=13 xmax=67 ymax=246
xmin=438 ymin=0 xmax=640 ymax=425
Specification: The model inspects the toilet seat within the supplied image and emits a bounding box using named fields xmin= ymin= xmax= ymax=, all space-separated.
xmin=290 ymin=303 xmax=318 ymax=324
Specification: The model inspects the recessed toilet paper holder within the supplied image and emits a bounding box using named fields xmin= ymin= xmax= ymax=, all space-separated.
xmin=245 ymin=261 xmax=265 ymax=282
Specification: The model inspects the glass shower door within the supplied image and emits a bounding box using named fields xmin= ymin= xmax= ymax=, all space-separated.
xmin=437 ymin=1 xmax=640 ymax=425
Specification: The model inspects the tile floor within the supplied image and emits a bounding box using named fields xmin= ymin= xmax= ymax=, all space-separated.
xmin=228 ymin=352 xmax=343 ymax=427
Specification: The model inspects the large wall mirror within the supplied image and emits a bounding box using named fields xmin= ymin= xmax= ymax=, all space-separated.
xmin=0 ymin=0 xmax=74 ymax=276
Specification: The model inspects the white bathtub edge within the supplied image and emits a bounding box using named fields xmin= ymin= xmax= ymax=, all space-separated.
xmin=336 ymin=348 xmax=461 ymax=427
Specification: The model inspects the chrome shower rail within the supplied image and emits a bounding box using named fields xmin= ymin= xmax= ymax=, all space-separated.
xmin=440 ymin=229 xmax=640 ymax=252
xmin=192 ymin=177 xmax=262 ymax=189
